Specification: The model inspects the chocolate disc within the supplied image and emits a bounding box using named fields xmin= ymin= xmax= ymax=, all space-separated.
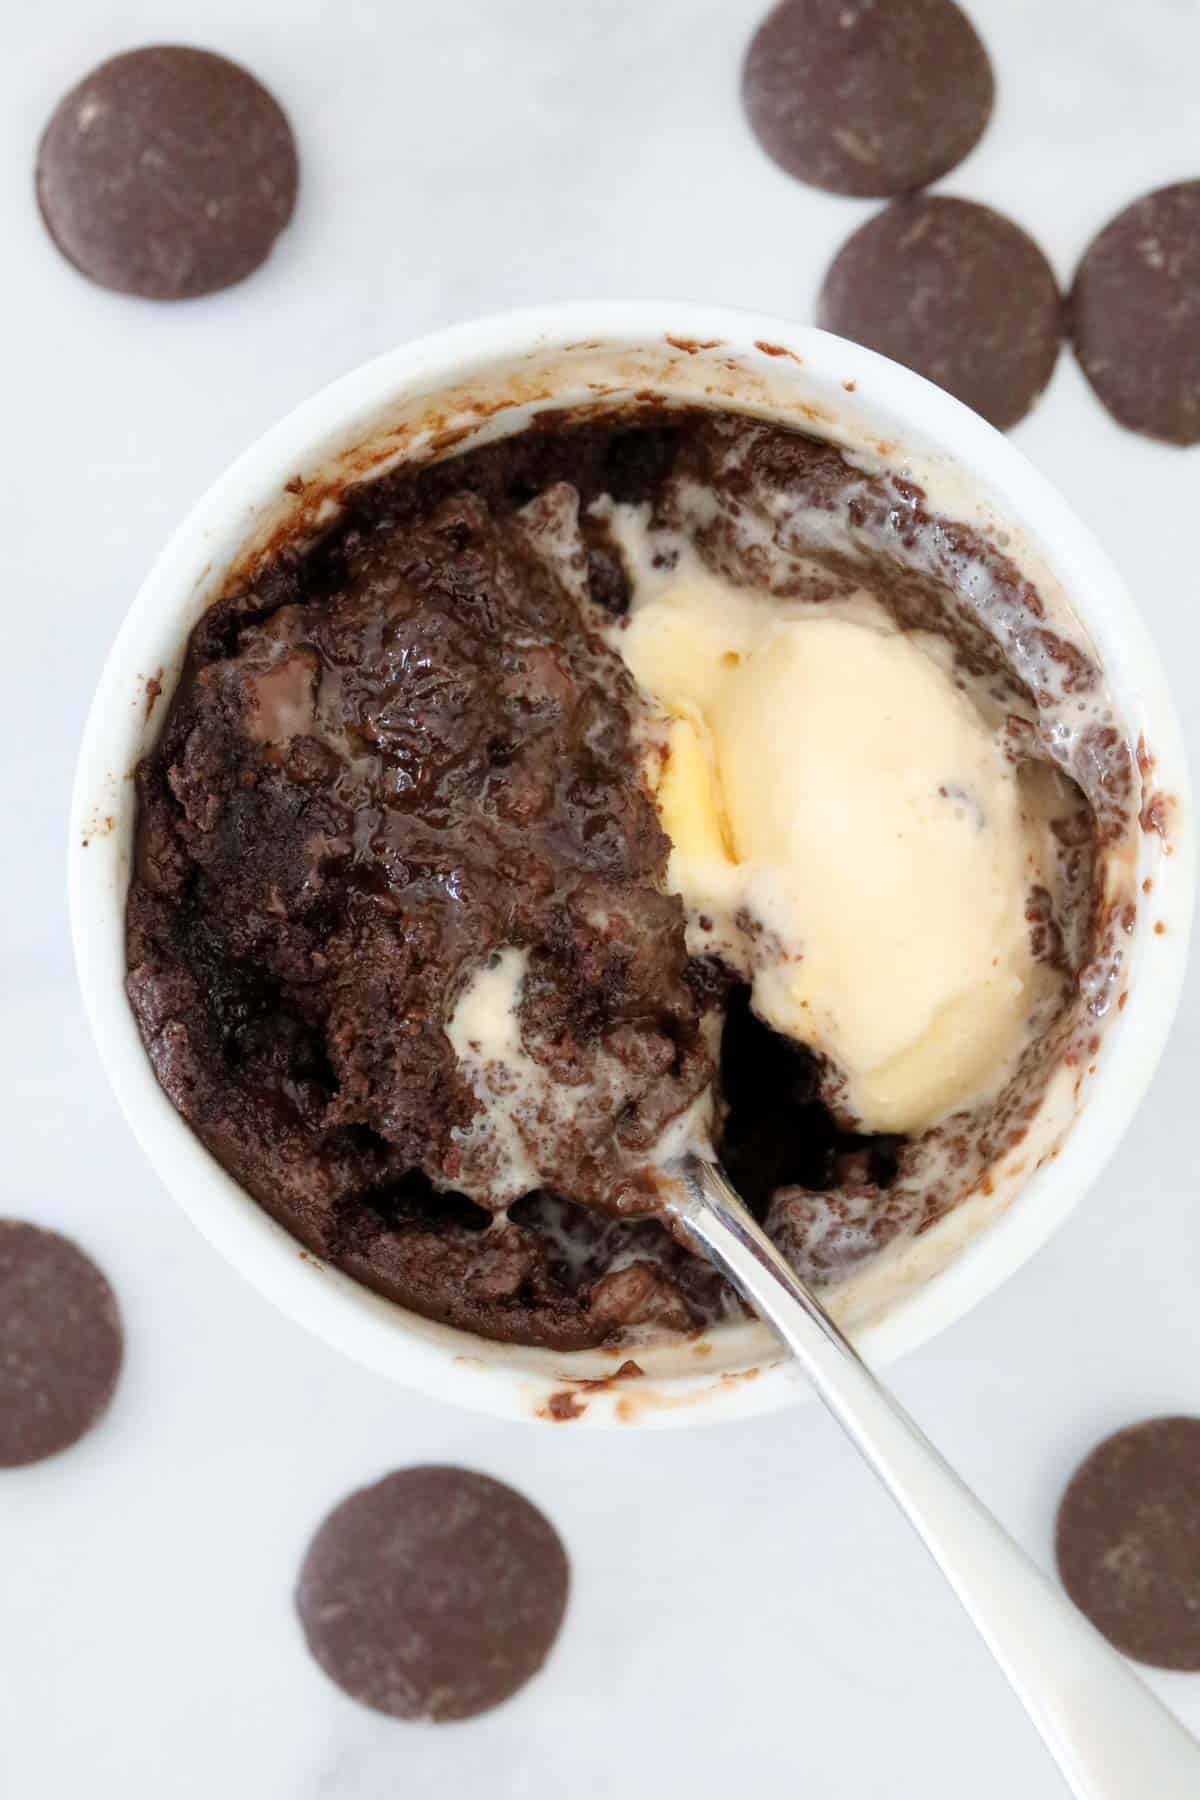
xmin=741 ymin=0 xmax=994 ymax=197
xmin=35 ymin=46 xmax=298 ymax=299
xmin=296 ymin=1467 xmax=569 ymax=1720
xmin=1055 ymin=1417 xmax=1200 ymax=1670
xmin=0 ymin=1221 xmax=123 ymax=1467
xmin=1070 ymin=182 xmax=1200 ymax=445
xmin=818 ymin=196 xmax=1062 ymax=430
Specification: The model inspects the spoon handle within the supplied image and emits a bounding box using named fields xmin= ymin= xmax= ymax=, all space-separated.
xmin=672 ymin=1155 xmax=1200 ymax=1800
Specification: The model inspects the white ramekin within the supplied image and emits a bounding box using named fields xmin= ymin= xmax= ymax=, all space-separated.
xmin=70 ymin=303 xmax=1193 ymax=1428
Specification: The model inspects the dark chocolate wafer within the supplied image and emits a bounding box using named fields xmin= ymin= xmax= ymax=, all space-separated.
xmin=742 ymin=0 xmax=993 ymax=197
xmin=36 ymin=46 xmax=298 ymax=299
xmin=1056 ymin=1417 xmax=1200 ymax=1670
xmin=296 ymin=1466 xmax=569 ymax=1720
xmin=818 ymin=195 xmax=1062 ymax=430
xmin=1070 ymin=181 xmax=1200 ymax=445
xmin=0 ymin=1221 xmax=123 ymax=1467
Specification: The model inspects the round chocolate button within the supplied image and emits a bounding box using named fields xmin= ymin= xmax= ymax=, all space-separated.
xmin=818 ymin=195 xmax=1062 ymax=430
xmin=742 ymin=0 xmax=994 ymax=198
xmin=1056 ymin=1417 xmax=1200 ymax=1670
xmin=1070 ymin=181 xmax=1200 ymax=445
xmin=296 ymin=1467 xmax=570 ymax=1720
xmin=0 ymin=1221 xmax=123 ymax=1467
xmin=36 ymin=46 xmax=298 ymax=299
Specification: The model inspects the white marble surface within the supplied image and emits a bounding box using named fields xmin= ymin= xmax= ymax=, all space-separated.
xmin=3 ymin=1 xmax=1200 ymax=1794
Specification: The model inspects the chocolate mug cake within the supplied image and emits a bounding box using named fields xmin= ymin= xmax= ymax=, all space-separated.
xmin=125 ymin=403 xmax=1138 ymax=1351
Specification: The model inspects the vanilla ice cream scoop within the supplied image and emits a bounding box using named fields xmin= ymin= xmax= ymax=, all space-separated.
xmin=605 ymin=507 xmax=1058 ymax=1134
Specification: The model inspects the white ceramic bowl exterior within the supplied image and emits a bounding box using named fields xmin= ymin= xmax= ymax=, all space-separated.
xmin=70 ymin=303 xmax=1193 ymax=1427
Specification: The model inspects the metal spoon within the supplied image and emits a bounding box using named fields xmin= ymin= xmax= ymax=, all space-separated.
xmin=668 ymin=1151 xmax=1200 ymax=1799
